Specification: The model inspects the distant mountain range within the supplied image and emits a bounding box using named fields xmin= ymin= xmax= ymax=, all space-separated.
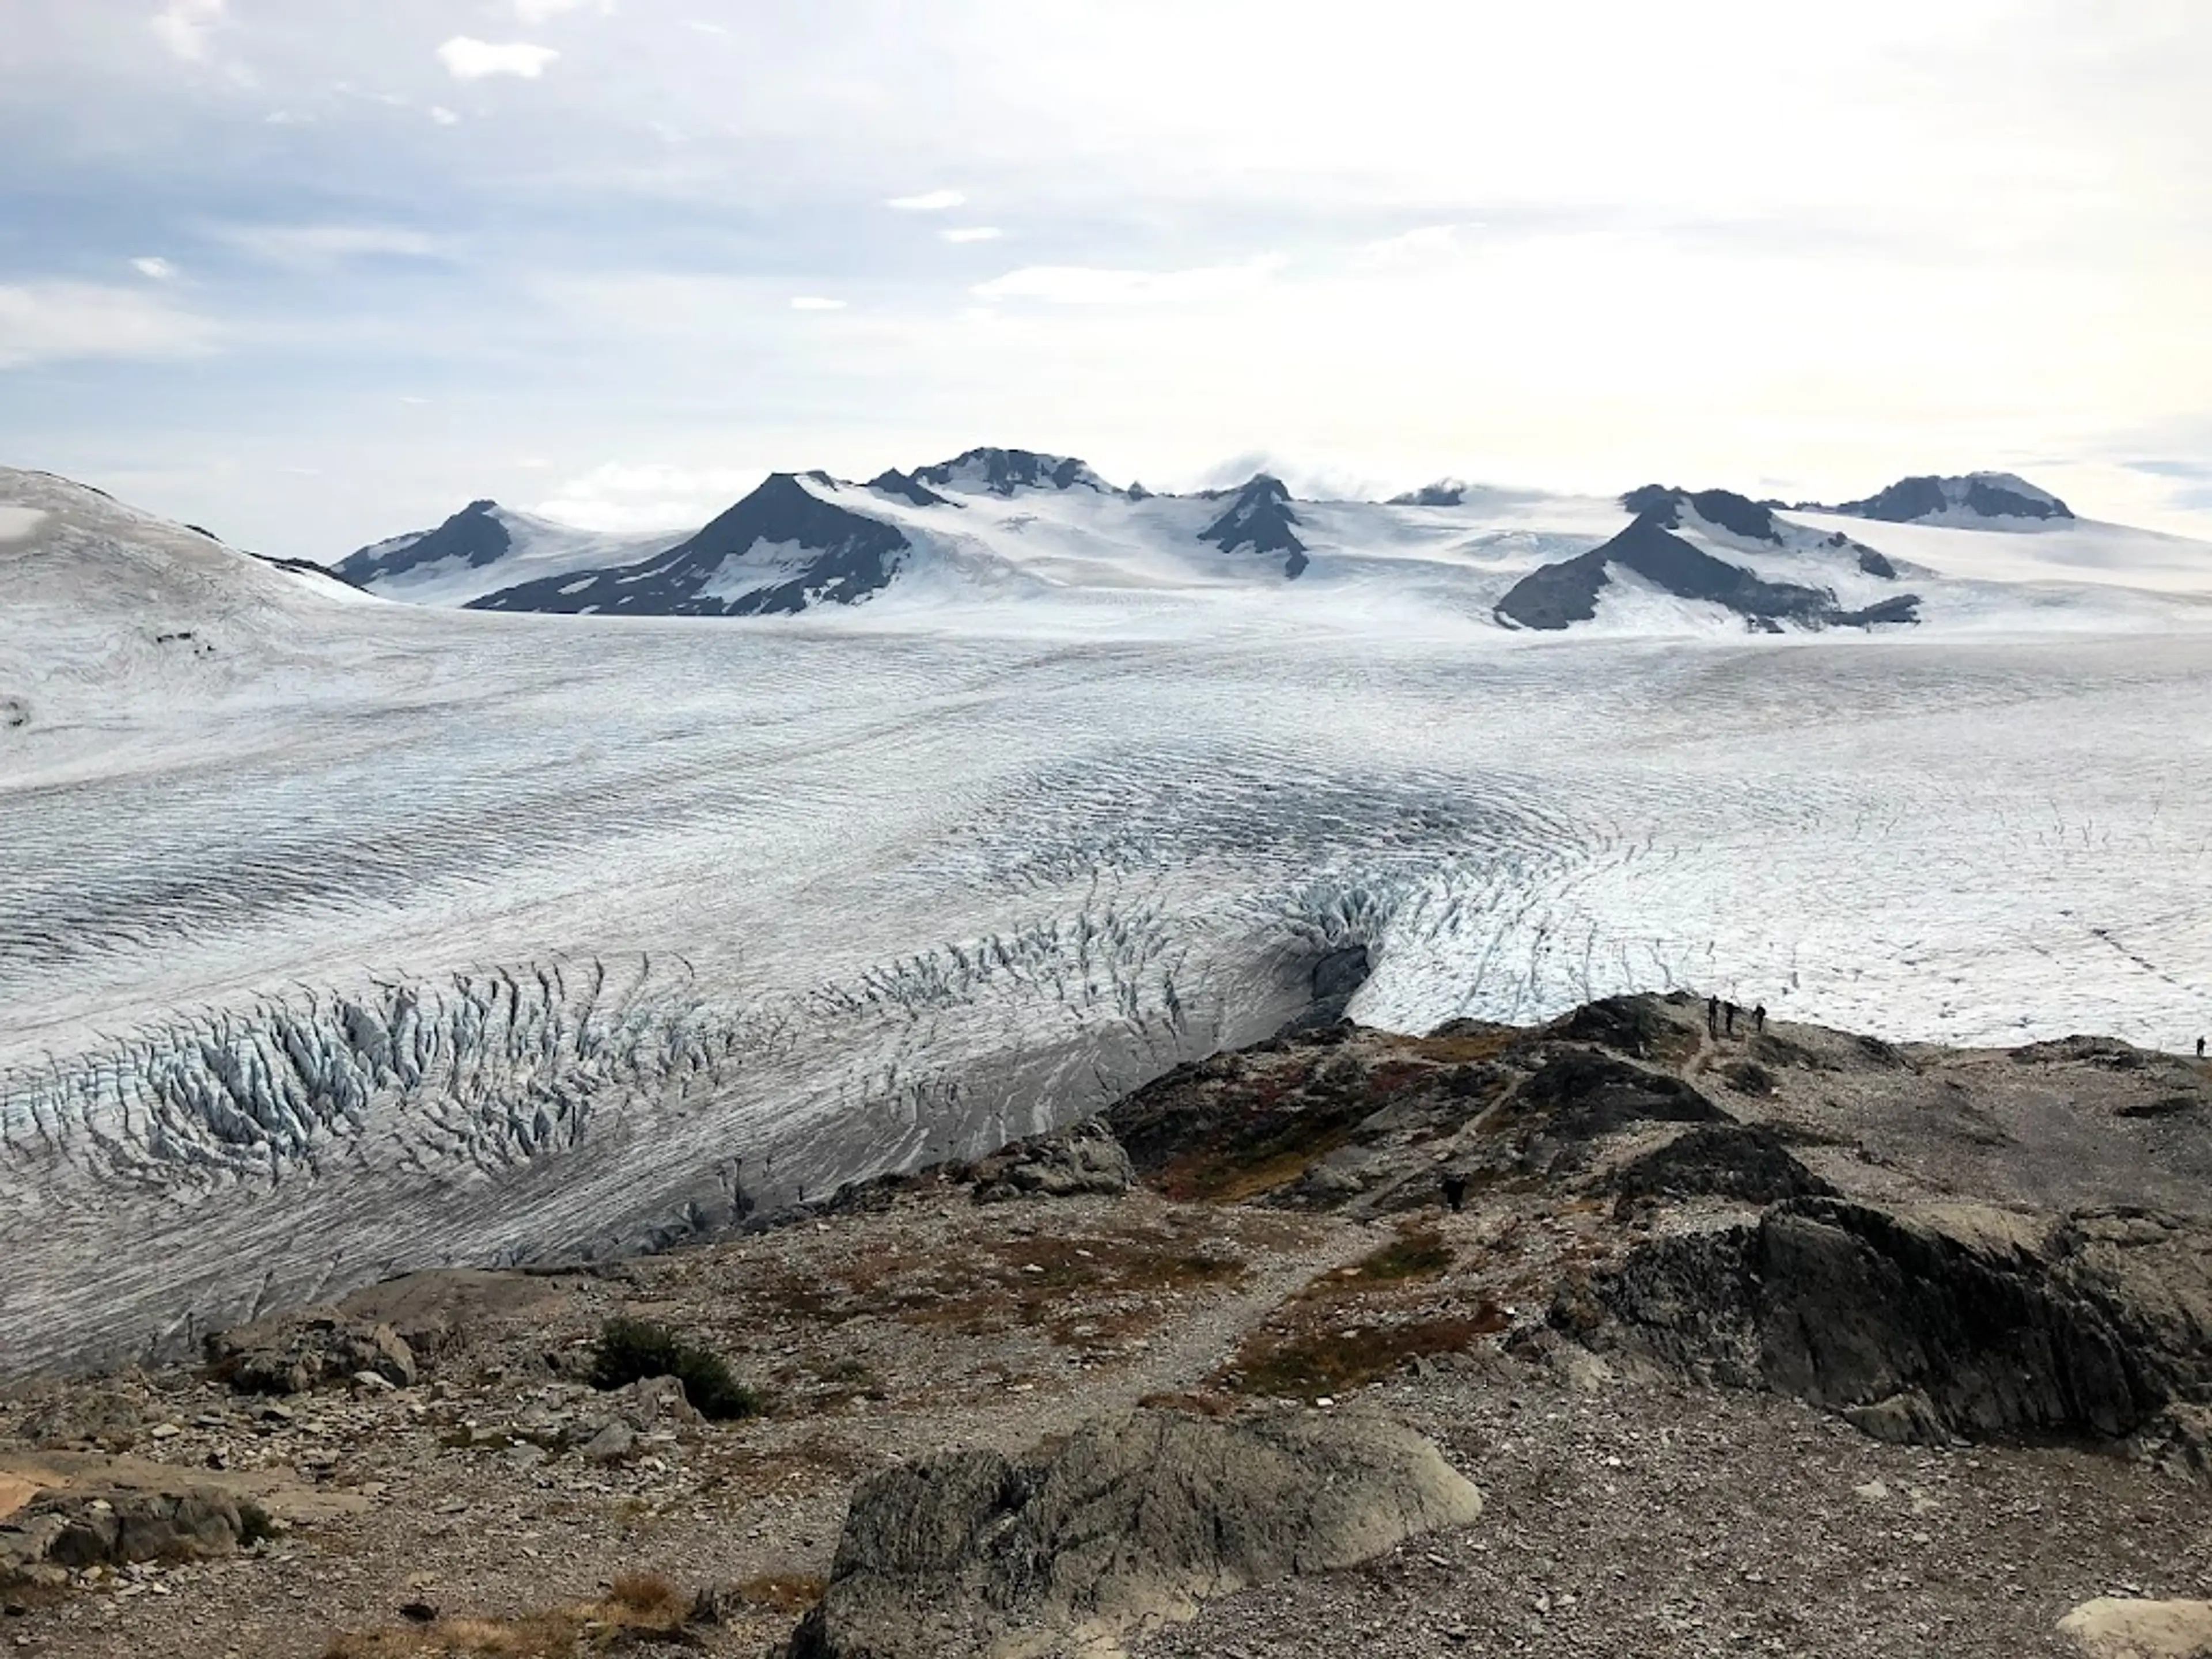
xmin=229 ymin=457 xmax=2210 ymax=634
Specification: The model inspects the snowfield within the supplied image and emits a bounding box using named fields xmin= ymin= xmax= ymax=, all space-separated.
xmin=5 ymin=463 xmax=2212 ymax=1378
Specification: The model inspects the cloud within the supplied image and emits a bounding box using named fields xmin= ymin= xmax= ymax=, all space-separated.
xmin=430 ymin=107 xmax=461 ymax=126
xmin=537 ymin=461 xmax=764 ymax=533
xmin=213 ymin=223 xmax=442 ymax=269
xmin=971 ymin=257 xmax=1284 ymax=306
xmin=940 ymin=226 xmax=1003 ymax=244
xmin=887 ymin=189 xmax=965 ymax=212
xmin=0 ymin=282 xmax=218 ymax=369
xmin=790 ymin=296 xmax=847 ymax=310
xmin=150 ymin=0 xmax=226 ymax=63
xmin=131 ymin=256 xmax=178 ymax=281
xmin=1354 ymin=224 xmax=1478 ymax=271
xmin=437 ymin=38 xmax=560 ymax=81
xmin=513 ymin=0 xmax=605 ymax=19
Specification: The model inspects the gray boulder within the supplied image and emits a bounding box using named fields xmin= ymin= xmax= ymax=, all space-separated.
xmin=969 ymin=1120 xmax=1135 ymax=1203
xmin=4 ymin=1488 xmax=261 ymax=1587
xmin=788 ymin=1406 xmax=1482 ymax=1658
xmin=207 ymin=1311 xmax=416 ymax=1395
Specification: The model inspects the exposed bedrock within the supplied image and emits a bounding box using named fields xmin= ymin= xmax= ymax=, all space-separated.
xmin=1593 ymin=1198 xmax=2212 ymax=1455
xmin=787 ymin=1407 xmax=1482 ymax=1659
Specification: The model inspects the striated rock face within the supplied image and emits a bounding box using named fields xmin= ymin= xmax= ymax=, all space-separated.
xmin=1594 ymin=1198 xmax=2212 ymax=1452
xmin=787 ymin=1407 xmax=1482 ymax=1659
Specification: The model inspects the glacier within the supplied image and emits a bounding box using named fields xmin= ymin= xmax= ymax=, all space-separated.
xmin=4 ymin=463 xmax=2211 ymax=1380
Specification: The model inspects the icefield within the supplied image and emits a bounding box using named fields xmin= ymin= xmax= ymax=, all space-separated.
xmin=5 ymin=465 xmax=2212 ymax=1378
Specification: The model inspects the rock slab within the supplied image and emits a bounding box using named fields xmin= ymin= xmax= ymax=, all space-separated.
xmin=788 ymin=1407 xmax=1483 ymax=1658
xmin=2061 ymin=1598 xmax=2212 ymax=1658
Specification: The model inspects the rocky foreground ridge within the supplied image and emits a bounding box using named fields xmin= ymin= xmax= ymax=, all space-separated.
xmin=6 ymin=994 xmax=2212 ymax=1657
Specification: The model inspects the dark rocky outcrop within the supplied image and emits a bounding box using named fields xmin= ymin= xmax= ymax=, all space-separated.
xmin=470 ymin=475 xmax=910 ymax=616
xmin=967 ymin=1119 xmax=1135 ymax=1203
xmin=1199 ymin=475 xmax=1309 ymax=578
xmin=910 ymin=448 xmax=1113 ymax=497
xmin=866 ymin=469 xmax=954 ymax=507
xmin=335 ymin=500 xmax=510 ymax=586
xmin=1495 ymin=516 xmax=1836 ymax=631
xmin=1802 ymin=472 xmax=2073 ymax=524
xmin=1621 ymin=485 xmax=1785 ymax=544
xmin=1610 ymin=1124 xmax=1835 ymax=1208
xmin=206 ymin=1312 xmax=418 ymax=1396
xmin=786 ymin=1408 xmax=1482 ymax=1658
xmin=1495 ymin=513 xmax=1920 ymax=632
xmin=1593 ymin=1199 xmax=2212 ymax=1452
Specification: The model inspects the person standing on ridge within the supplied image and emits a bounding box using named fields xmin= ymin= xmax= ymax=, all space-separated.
xmin=1708 ymin=995 xmax=1721 ymax=1037
xmin=1754 ymin=1003 xmax=1767 ymax=1035
xmin=2199 ymin=1036 xmax=2207 ymax=1060
xmin=1725 ymin=1001 xmax=1737 ymax=1037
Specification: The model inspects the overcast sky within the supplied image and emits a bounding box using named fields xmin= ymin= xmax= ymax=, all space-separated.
xmin=3 ymin=0 xmax=2209 ymax=558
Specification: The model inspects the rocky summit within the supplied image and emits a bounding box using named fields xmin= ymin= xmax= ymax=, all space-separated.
xmin=6 ymin=994 xmax=2212 ymax=1657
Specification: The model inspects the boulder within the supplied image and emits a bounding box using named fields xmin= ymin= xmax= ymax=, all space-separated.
xmin=2059 ymin=1598 xmax=2212 ymax=1658
xmin=969 ymin=1120 xmax=1135 ymax=1203
xmin=1594 ymin=1198 xmax=2212 ymax=1455
xmin=1609 ymin=1124 xmax=1834 ymax=1209
xmin=206 ymin=1312 xmax=416 ymax=1396
xmin=788 ymin=1407 xmax=1482 ymax=1658
xmin=3 ymin=1487 xmax=262 ymax=1586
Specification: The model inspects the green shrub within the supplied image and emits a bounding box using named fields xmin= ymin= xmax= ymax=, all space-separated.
xmin=589 ymin=1317 xmax=764 ymax=1421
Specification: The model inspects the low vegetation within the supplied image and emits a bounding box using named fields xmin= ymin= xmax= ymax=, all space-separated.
xmin=589 ymin=1316 xmax=764 ymax=1421
xmin=1218 ymin=1308 xmax=1508 ymax=1401
xmin=320 ymin=1569 xmax=695 ymax=1657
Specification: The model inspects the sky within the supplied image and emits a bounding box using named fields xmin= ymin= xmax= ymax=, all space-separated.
xmin=2 ymin=0 xmax=2209 ymax=559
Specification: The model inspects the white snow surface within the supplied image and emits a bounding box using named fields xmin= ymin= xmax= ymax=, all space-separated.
xmin=5 ymin=463 xmax=2212 ymax=1377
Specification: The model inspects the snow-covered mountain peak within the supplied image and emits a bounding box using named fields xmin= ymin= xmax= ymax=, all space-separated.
xmin=1197 ymin=474 xmax=1308 ymax=578
xmin=910 ymin=447 xmax=1117 ymax=498
xmin=336 ymin=498 xmax=681 ymax=605
xmin=1805 ymin=472 xmax=2074 ymax=528
xmin=469 ymin=469 xmax=915 ymax=618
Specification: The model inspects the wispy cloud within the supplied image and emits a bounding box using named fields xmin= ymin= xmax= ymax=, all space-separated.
xmin=212 ymin=224 xmax=442 ymax=270
xmin=150 ymin=0 xmax=227 ymax=64
xmin=790 ymin=296 xmax=848 ymax=311
xmin=1353 ymin=224 xmax=1478 ymax=271
xmin=971 ymin=257 xmax=1283 ymax=306
xmin=131 ymin=256 xmax=179 ymax=281
xmin=429 ymin=107 xmax=461 ymax=127
xmin=437 ymin=39 xmax=560 ymax=81
xmin=887 ymin=189 xmax=965 ymax=213
xmin=538 ymin=461 xmax=764 ymax=532
xmin=513 ymin=0 xmax=607 ymax=20
xmin=0 ymin=282 xmax=217 ymax=370
xmin=940 ymin=227 xmax=1003 ymax=244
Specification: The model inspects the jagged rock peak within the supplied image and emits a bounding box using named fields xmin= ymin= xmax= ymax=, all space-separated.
xmin=1804 ymin=472 xmax=2073 ymax=524
xmin=1620 ymin=484 xmax=1783 ymax=545
xmin=334 ymin=498 xmax=513 ymax=584
xmin=910 ymin=447 xmax=1116 ymax=498
xmin=468 ymin=471 xmax=911 ymax=618
xmin=1197 ymin=474 xmax=1307 ymax=579
xmin=866 ymin=468 xmax=955 ymax=508
xmin=1389 ymin=479 xmax=1467 ymax=508
xmin=1494 ymin=514 xmax=1919 ymax=634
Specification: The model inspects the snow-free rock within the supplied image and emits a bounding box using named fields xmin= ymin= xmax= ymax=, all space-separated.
xmin=787 ymin=1406 xmax=1481 ymax=1659
xmin=2058 ymin=1597 xmax=2212 ymax=1659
